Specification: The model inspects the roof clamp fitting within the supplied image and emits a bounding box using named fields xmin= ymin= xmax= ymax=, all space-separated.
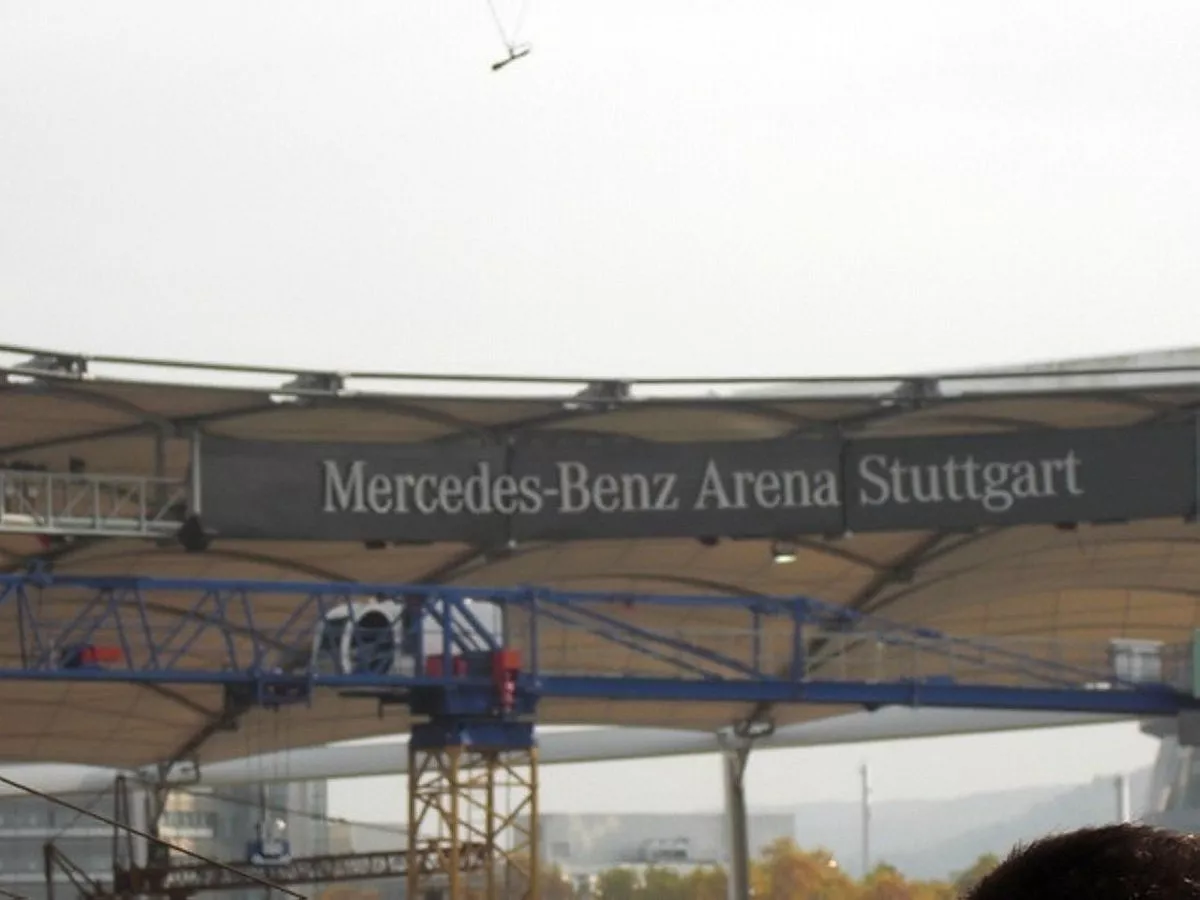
xmin=563 ymin=380 xmax=631 ymax=412
xmin=892 ymin=377 xmax=941 ymax=408
xmin=284 ymin=372 xmax=344 ymax=394
xmin=13 ymin=353 xmax=88 ymax=380
xmin=274 ymin=372 xmax=345 ymax=406
xmin=733 ymin=715 xmax=775 ymax=741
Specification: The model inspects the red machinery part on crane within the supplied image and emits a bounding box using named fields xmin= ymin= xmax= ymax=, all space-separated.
xmin=59 ymin=644 xmax=124 ymax=669
xmin=421 ymin=649 xmax=521 ymax=712
xmin=493 ymin=649 xmax=520 ymax=713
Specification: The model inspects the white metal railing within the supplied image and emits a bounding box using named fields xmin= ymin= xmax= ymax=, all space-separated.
xmin=0 ymin=469 xmax=188 ymax=538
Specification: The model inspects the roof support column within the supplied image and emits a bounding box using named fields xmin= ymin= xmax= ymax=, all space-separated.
xmin=720 ymin=737 xmax=751 ymax=900
xmin=720 ymin=719 xmax=773 ymax=900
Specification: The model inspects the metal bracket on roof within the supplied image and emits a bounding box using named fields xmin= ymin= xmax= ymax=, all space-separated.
xmin=15 ymin=353 xmax=88 ymax=378
xmin=2 ymin=353 xmax=88 ymax=387
xmin=892 ymin=377 xmax=942 ymax=406
xmin=145 ymin=759 xmax=201 ymax=788
xmin=732 ymin=714 xmax=775 ymax=742
xmin=283 ymin=372 xmax=344 ymax=394
xmin=271 ymin=372 xmax=345 ymax=406
xmin=562 ymin=380 xmax=631 ymax=412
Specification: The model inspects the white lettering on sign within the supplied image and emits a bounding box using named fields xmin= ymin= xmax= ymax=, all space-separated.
xmin=319 ymin=448 xmax=1086 ymax=520
xmin=321 ymin=460 xmax=544 ymax=516
xmin=556 ymin=462 xmax=681 ymax=514
xmin=856 ymin=451 xmax=1083 ymax=514
xmin=692 ymin=459 xmax=839 ymax=511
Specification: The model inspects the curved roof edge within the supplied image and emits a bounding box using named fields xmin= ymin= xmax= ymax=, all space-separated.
xmin=4 ymin=343 xmax=1200 ymax=406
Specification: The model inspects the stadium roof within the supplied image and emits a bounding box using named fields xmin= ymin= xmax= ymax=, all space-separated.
xmin=3 ymin=344 xmax=1200 ymax=770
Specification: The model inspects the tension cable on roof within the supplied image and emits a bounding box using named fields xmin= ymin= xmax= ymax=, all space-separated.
xmin=485 ymin=0 xmax=532 ymax=70
xmin=0 ymin=773 xmax=304 ymax=900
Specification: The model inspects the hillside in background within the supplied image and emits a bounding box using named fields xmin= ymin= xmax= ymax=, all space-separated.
xmin=769 ymin=768 xmax=1152 ymax=880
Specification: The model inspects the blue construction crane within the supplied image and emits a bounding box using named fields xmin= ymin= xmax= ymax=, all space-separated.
xmin=3 ymin=571 xmax=1198 ymax=900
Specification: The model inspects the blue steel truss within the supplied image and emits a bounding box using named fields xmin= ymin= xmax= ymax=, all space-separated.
xmin=0 ymin=572 xmax=1196 ymax=717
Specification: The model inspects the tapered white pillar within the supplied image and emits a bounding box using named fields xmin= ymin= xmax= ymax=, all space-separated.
xmin=1116 ymin=774 xmax=1132 ymax=823
xmin=859 ymin=764 xmax=871 ymax=877
xmin=720 ymin=735 xmax=752 ymax=900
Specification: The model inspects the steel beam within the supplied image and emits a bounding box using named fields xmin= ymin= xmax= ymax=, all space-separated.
xmin=120 ymin=845 xmax=488 ymax=895
xmin=0 ymin=573 xmax=1195 ymax=717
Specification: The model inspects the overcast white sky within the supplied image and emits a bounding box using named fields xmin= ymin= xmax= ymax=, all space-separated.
xmin=2 ymin=0 xmax=1196 ymax=816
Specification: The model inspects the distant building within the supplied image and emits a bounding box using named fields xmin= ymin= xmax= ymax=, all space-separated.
xmin=1143 ymin=719 xmax=1200 ymax=833
xmin=0 ymin=781 xmax=328 ymax=900
xmin=328 ymin=820 xmax=407 ymax=855
xmin=535 ymin=812 xmax=794 ymax=876
xmin=326 ymin=820 xmax=408 ymax=900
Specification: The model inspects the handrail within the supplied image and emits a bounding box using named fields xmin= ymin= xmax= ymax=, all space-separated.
xmin=0 ymin=469 xmax=187 ymax=538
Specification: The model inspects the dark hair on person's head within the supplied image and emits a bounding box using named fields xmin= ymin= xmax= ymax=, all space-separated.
xmin=965 ymin=824 xmax=1200 ymax=900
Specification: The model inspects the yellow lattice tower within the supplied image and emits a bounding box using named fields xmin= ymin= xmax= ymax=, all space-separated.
xmin=407 ymin=726 xmax=539 ymax=900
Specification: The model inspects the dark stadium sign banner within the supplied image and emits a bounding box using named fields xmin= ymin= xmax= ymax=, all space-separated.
xmin=198 ymin=424 xmax=1196 ymax=542
xmin=199 ymin=438 xmax=511 ymax=543
xmin=844 ymin=424 xmax=1196 ymax=532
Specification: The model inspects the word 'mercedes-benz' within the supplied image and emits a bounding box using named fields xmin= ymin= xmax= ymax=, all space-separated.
xmin=321 ymin=457 xmax=841 ymax=517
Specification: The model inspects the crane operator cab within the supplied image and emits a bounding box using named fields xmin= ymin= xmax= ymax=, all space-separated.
xmin=311 ymin=594 xmax=504 ymax=677
xmin=311 ymin=594 xmax=431 ymax=676
xmin=247 ymin=817 xmax=292 ymax=866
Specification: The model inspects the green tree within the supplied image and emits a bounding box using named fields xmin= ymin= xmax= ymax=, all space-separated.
xmin=952 ymin=853 xmax=1001 ymax=896
xmin=542 ymin=862 xmax=577 ymax=900
xmin=638 ymin=866 xmax=686 ymax=900
xmin=857 ymin=862 xmax=958 ymax=900
xmin=752 ymin=837 xmax=857 ymax=900
xmin=596 ymin=867 xmax=639 ymax=900
xmin=683 ymin=866 xmax=727 ymax=900
xmin=860 ymin=862 xmax=915 ymax=900
xmin=909 ymin=882 xmax=957 ymax=900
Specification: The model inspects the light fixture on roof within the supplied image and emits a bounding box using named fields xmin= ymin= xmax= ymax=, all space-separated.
xmin=771 ymin=539 xmax=797 ymax=565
